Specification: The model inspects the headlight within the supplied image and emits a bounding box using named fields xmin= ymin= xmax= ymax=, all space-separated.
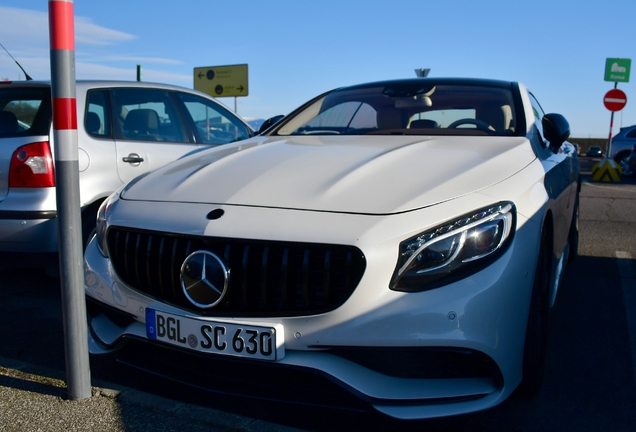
xmin=391 ymin=202 xmax=516 ymax=292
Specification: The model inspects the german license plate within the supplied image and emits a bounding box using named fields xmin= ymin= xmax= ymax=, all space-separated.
xmin=145 ymin=308 xmax=283 ymax=361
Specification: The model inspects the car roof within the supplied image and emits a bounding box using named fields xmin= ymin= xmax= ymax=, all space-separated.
xmin=0 ymin=80 xmax=251 ymax=129
xmin=1 ymin=79 xmax=205 ymax=93
xmin=339 ymin=77 xmax=517 ymax=92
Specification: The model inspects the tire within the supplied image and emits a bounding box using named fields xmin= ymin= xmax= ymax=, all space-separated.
xmin=518 ymin=228 xmax=551 ymax=396
xmin=567 ymin=196 xmax=579 ymax=263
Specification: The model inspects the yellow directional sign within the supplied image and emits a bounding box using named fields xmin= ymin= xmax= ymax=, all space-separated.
xmin=194 ymin=64 xmax=248 ymax=98
xmin=591 ymin=158 xmax=622 ymax=183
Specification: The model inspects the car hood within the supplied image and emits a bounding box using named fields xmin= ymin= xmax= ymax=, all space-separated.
xmin=122 ymin=135 xmax=535 ymax=215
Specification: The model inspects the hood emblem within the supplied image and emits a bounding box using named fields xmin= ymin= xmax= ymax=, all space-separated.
xmin=180 ymin=251 xmax=229 ymax=308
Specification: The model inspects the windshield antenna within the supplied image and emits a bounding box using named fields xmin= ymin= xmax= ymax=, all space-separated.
xmin=0 ymin=42 xmax=33 ymax=80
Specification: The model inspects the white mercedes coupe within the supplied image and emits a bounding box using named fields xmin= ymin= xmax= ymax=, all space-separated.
xmin=84 ymin=78 xmax=580 ymax=419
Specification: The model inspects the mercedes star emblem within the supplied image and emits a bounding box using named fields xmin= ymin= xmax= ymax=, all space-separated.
xmin=180 ymin=251 xmax=229 ymax=308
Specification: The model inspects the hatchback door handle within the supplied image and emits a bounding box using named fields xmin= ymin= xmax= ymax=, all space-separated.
xmin=123 ymin=153 xmax=144 ymax=164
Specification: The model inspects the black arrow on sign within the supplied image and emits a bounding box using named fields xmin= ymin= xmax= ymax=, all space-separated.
xmin=198 ymin=72 xmax=204 ymax=79
xmin=237 ymin=85 xmax=244 ymax=92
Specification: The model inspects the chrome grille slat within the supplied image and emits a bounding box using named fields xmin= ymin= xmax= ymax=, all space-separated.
xmin=169 ymin=238 xmax=179 ymax=299
xmin=106 ymin=227 xmax=366 ymax=317
xmin=145 ymin=235 xmax=153 ymax=295
xmin=123 ymin=232 xmax=131 ymax=278
xmin=241 ymin=245 xmax=250 ymax=308
xmin=260 ymin=247 xmax=269 ymax=309
xmin=323 ymin=250 xmax=331 ymax=303
xmin=157 ymin=237 xmax=166 ymax=295
xmin=134 ymin=233 xmax=142 ymax=287
xmin=281 ymin=248 xmax=289 ymax=310
xmin=301 ymin=249 xmax=310 ymax=307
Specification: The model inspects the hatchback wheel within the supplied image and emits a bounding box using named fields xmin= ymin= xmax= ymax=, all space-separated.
xmin=616 ymin=152 xmax=633 ymax=176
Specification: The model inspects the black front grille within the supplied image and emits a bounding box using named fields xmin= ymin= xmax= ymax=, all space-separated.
xmin=107 ymin=227 xmax=366 ymax=317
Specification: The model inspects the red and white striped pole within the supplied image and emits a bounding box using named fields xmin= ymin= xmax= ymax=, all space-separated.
xmin=48 ymin=0 xmax=91 ymax=400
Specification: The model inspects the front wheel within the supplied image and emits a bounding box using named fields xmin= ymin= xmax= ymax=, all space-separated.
xmin=518 ymin=228 xmax=551 ymax=395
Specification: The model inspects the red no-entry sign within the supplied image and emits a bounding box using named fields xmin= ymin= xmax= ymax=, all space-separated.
xmin=604 ymin=89 xmax=627 ymax=112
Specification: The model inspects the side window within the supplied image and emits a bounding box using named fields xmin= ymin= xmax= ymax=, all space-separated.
xmin=528 ymin=92 xmax=546 ymax=140
xmin=110 ymin=88 xmax=187 ymax=142
xmin=85 ymin=90 xmax=111 ymax=137
xmin=176 ymin=93 xmax=251 ymax=144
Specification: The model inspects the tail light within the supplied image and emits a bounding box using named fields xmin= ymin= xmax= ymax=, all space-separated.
xmin=9 ymin=141 xmax=55 ymax=188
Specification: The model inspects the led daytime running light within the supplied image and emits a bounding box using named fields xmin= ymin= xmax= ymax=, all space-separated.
xmin=397 ymin=203 xmax=513 ymax=278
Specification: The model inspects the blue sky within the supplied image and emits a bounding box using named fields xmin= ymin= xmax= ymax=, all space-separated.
xmin=1 ymin=0 xmax=635 ymax=138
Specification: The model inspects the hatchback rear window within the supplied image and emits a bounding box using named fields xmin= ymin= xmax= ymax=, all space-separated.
xmin=0 ymin=87 xmax=51 ymax=137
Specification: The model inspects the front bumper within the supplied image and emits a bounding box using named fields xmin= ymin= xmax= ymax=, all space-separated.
xmin=83 ymin=199 xmax=540 ymax=420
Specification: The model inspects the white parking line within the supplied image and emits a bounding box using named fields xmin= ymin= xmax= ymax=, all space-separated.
xmin=617 ymin=251 xmax=636 ymax=386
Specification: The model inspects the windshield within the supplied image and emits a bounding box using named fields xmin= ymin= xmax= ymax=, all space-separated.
xmin=276 ymin=82 xmax=518 ymax=137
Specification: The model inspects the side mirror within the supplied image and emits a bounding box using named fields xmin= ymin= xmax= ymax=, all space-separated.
xmin=258 ymin=115 xmax=284 ymax=135
xmin=542 ymin=113 xmax=570 ymax=152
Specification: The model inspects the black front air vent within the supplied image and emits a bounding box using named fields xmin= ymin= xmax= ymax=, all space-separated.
xmin=106 ymin=227 xmax=366 ymax=317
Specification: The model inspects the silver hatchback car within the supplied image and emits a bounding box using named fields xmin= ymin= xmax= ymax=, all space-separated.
xmin=0 ymin=80 xmax=253 ymax=268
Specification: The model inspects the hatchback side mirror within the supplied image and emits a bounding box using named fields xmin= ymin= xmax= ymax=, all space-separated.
xmin=258 ymin=115 xmax=284 ymax=135
xmin=542 ymin=113 xmax=570 ymax=152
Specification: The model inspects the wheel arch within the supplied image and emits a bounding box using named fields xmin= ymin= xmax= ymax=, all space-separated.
xmin=614 ymin=149 xmax=631 ymax=163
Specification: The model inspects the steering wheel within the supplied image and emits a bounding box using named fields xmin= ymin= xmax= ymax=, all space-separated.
xmin=447 ymin=118 xmax=493 ymax=131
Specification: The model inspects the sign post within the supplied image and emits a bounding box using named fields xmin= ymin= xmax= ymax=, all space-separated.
xmin=593 ymin=58 xmax=631 ymax=182
xmin=603 ymin=87 xmax=627 ymax=159
xmin=603 ymin=58 xmax=630 ymax=159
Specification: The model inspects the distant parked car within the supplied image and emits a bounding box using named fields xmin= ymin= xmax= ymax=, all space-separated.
xmin=586 ymin=145 xmax=603 ymax=157
xmin=0 ymin=80 xmax=254 ymax=267
xmin=609 ymin=125 xmax=636 ymax=172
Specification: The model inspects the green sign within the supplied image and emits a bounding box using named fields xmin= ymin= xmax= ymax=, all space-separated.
xmin=605 ymin=58 xmax=631 ymax=83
